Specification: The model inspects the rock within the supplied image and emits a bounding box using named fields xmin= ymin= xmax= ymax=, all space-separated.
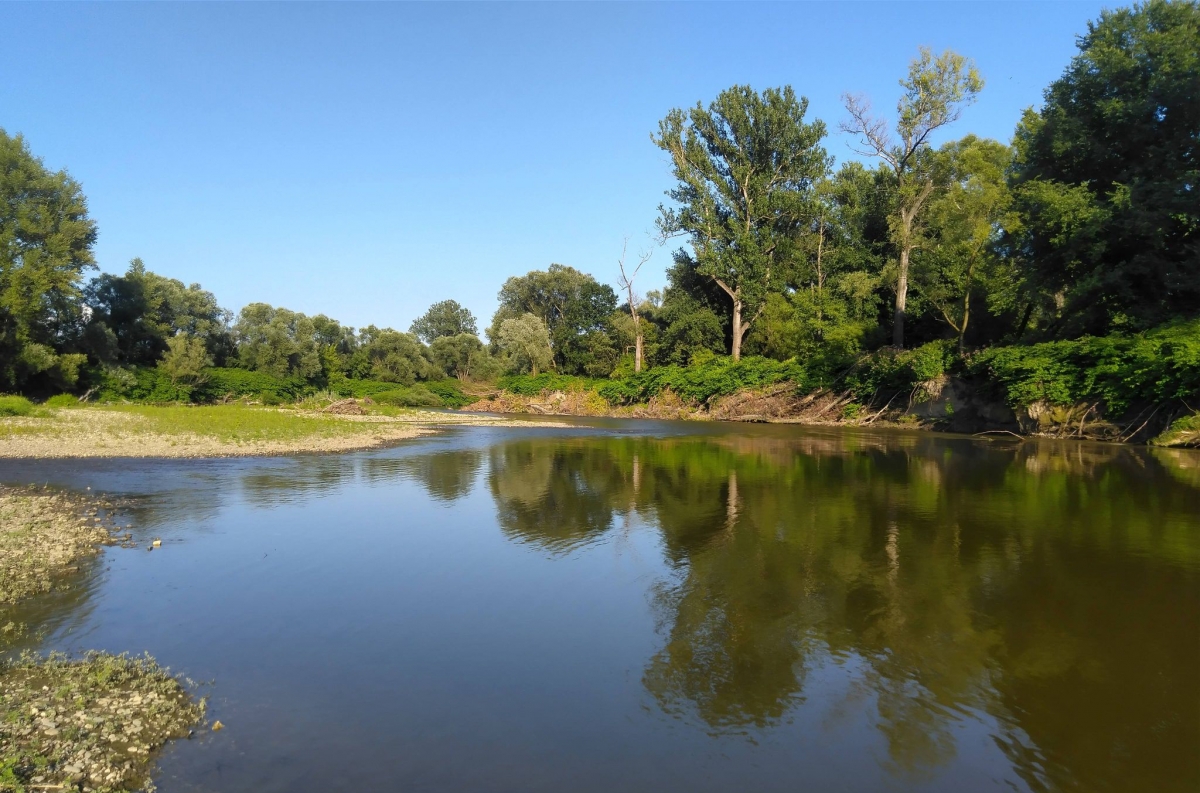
xmin=211 ymin=720 xmax=224 ymax=731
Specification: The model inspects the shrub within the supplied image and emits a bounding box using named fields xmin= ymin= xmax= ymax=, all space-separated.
xmin=45 ymin=394 xmax=81 ymax=408
xmin=0 ymin=395 xmax=34 ymax=416
xmin=968 ymin=319 xmax=1200 ymax=412
xmin=373 ymin=384 xmax=444 ymax=407
xmin=423 ymin=379 xmax=471 ymax=408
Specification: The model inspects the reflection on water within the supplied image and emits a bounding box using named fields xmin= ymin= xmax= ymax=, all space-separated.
xmin=1 ymin=426 xmax=1196 ymax=793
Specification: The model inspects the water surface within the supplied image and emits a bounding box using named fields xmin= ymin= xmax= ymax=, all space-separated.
xmin=3 ymin=421 xmax=1198 ymax=792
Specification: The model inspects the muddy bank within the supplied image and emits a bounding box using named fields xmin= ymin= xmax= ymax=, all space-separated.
xmin=466 ymin=378 xmax=1199 ymax=447
xmin=1 ymin=651 xmax=204 ymax=792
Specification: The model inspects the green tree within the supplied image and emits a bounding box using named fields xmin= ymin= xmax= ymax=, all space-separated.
xmin=233 ymin=303 xmax=322 ymax=379
xmin=654 ymin=85 xmax=830 ymax=360
xmin=158 ymin=333 xmax=212 ymax=386
xmin=915 ymin=136 xmax=1013 ymax=351
xmin=497 ymin=313 xmax=554 ymax=375
xmin=0 ymin=130 xmax=98 ymax=391
xmin=410 ymin=299 xmax=478 ymax=343
xmin=489 ymin=265 xmax=618 ymax=375
xmin=429 ymin=332 xmax=494 ymax=381
xmin=356 ymin=326 xmax=439 ymax=384
xmin=1007 ymin=0 xmax=1199 ymax=336
xmin=842 ymin=47 xmax=984 ymax=348
xmin=83 ymin=258 xmax=233 ymax=366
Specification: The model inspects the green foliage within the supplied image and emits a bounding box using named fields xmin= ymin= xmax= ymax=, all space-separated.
xmin=82 ymin=258 xmax=232 ymax=367
xmin=655 ymin=84 xmax=830 ymax=357
xmin=422 ymin=379 xmax=471 ymax=408
xmin=489 ymin=265 xmax=618 ymax=375
xmin=497 ymin=372 xmax=599 ymax=396
xmin=158 ymin=333 xmax=212 ymax=386
xmin=0 ymin=129 xmax=97 ymax=393
xmin=969 ymin=319 xmax=1200 ymax=412
xmin=1008 ymin=0 xmax=1199 ymax=335
xmin=372 ymin=384 xmax=443 ymax=408
xmin=0 ymin=395 xmax=34 ymax=416
xmin=44 ymin=394 xmax=80 ymax=408
xmin=843 ymin=340 xmax=959 ymax=398
xmin=410 ymin=299 xmax=477 ymax=343
xmin=599 ymin=356 xmax=809 ymax=405
xmin=497 ymin=313 xmax=555 ymax=375
xmin=428 ymin=333 xmax=494 ymax=381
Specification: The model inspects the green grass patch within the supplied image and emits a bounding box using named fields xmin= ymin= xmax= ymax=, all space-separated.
xmin=0 ymin=396 xmax=34 ymax=417
xmin=107 ymin=404 xmax=381 ymax=443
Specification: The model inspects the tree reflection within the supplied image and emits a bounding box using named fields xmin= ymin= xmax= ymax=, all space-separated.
xmin=485 ymin=431 xmax=1200 ymax=788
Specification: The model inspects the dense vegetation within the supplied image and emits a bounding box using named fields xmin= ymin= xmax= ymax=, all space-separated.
xmin=0 ymin=1 xmax=1196 ymax=428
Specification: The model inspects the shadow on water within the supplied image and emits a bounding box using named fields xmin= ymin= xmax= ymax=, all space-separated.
xmin=1 ymin=424 xmax=1197 ymax=792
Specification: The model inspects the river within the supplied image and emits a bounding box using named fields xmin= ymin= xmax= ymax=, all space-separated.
xmin=3 ymin=420 xmax=1197 ymax=792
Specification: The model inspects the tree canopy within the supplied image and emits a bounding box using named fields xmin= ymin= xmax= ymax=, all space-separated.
xmin=410 ymin=299 xmax=478 ymax=343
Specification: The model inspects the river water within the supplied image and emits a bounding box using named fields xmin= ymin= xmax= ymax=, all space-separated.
xmin=3 ymin=421 xmax=1198 ymax=792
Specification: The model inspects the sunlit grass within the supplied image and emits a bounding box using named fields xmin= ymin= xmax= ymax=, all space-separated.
xmin=102 ymin=404 xmax=382 ymax=443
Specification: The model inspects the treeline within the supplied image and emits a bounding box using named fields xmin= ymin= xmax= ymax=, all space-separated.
xmin=1 ymin=1 xmax=1196 ymax=413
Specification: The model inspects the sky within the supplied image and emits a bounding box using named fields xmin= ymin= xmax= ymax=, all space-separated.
xmin=2 ymin=1 xmax=1111 ymax=336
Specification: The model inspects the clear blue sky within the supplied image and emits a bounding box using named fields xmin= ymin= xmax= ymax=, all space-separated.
xmin=2 ymin=1 xmax=1108 ymax=335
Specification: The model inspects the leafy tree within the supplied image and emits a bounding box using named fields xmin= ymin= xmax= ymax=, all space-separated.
xmin=233 ymin=303 xmax=322 ymax=379
xmin=842 ymin=47 xmax=984 ymax=347
xmin=83 ymin=258 xmax=233 ymax=366
xmin=497 ymin=313 xmax=554 ymax=375
xmin=410 ymin=299 xmax=478 ymax=343
xmin=1007 ymin=0 xmax=1199 ymax=336
xmin=654 ymin=85 xmax=830 ymax=360
xmin=914 ymin=136 xmax=1013 ymax=351
xmin=429 ymin=332 xmax=494 ymax=381
xmin=489 ymin=265 xmax=619 ymax=375
xmin=356 ymin=325 xmax=439 ymax=384
xmin=159 ymin=333 xmax=212 ymax=386
xmin=0 ymin=129 xmax=98 ymax=391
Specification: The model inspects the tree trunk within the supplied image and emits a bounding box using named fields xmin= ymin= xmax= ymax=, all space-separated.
xmin=634 ymin=326 xmax=644 ymax=373
xmin=731 ymin=298 xmax=744 ymax=361
xmin=894 ymin=246 xmax=910 ymax=348
xmin=958 ymin=290 xmax=970 ymax=353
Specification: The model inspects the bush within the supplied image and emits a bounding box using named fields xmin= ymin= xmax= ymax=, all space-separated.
xmin=498 ymin=373 xmax=598 ymax=396
xmin=843 ymin=340 xmax=958 ymax=400
xmin=0 ymin=395 xmax=34 ymax=416
xmin=598 ymin=356 xmax=809 ymax=406
xmin=969 ymin=319 xmax=1200 ymax=412
xmin=45 ymin=394 xmax=81 ymax=408
xmin=372 ymin=384 xmax=444 ymax=407
xmin=423 ymin=379 xmax=471 ymax=408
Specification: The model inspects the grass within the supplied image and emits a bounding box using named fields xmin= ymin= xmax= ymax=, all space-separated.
xmin=0 ymin=396 xmax=34 ymax=417
xmin=107 ymin=404 xmax=387 ymax=443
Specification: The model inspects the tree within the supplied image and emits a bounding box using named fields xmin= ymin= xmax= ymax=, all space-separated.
xmin=654 ymin=85 xmax=830 ymax=360
xmin=616 ymin=239 xmax=653 ymax=372
xmin=497 ymin=313 xmax=554 ymax=375
xmin=1007 ymin=0 xmax=1199 ymax=336
xmin=356 ymin=326 xmax=439 ymax=384
xmin=429 ymin=333 xmax=493 ymax=381
xmin=83 ymin=258 xmax=233 ymax=366
xmin=916 ymin=136 xmax=1013 ymax=351
xmin=0 ymin=129 xmax=98 ymax=391
xmin=159 ymin=333 xmax=212 ymax=386
xmin=233 ymin=303 xmax=322 ymax=379
xmin=842 ymin=47 xmax=984 ymax=347
xmin=410 ymin=299 xmax=478 ymax=343
xmin=489 ymin=265 xmax=618 ymax=375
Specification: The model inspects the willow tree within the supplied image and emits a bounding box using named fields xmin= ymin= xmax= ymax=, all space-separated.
xmin=654 ymin=85 xmax=829 ymax=360
xmin=841 ymin=48 xmax=983 ymax=348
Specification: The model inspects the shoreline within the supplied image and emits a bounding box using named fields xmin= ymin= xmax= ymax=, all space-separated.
xmin=0 ymin=404 xmax=570 ymax=460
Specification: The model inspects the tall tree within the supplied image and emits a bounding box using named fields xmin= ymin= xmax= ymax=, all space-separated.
xmin=654 ymin=85 xmax=830 ymax=360
xmin=1007 ymin=0 xmax=1199 ymax=336
xmin=916 ymin=136 xmax=1013 ymax=351
xmin=841 ymin=48 xmax=983 ymax=347
xmin=497 ymin=313 xmax=554 ymax=376
xmin=0 ymin=130 xmax=97 ymax=391
xmin=489 ymin=265 xmax=618 ymax=375
xmin=410 ymin=299 xmax=477 ymax=343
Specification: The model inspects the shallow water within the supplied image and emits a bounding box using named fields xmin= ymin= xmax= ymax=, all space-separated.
xmin=3 ymin=421 xmax=1198 ymax=793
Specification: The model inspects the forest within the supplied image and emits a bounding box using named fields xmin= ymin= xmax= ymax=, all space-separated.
xmin=1 ymin=1 xmax=1197 ymax=439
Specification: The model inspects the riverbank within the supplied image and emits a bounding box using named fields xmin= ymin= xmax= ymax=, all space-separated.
xmin=0 ymin=403 xmax=565 ymax=459
xmin=465 ymin=379 xmax=1200 ymax=448
xmin=0 ymin=486 xmax=122 ymax=606
xmin=0 ymin=651 xmax=205 ymax=792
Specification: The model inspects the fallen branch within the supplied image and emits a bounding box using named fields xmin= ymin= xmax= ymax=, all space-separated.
xmin=972 ymin=430 xmax=1025 ymax=440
